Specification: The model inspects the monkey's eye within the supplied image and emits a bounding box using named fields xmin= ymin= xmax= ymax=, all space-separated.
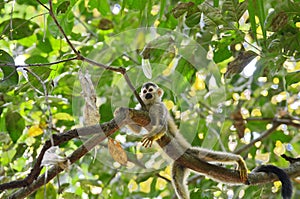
xmin=149 ymin=88 xmax=153 ymax=92
xmin=143 ymin=90 xmax=147 ymax=94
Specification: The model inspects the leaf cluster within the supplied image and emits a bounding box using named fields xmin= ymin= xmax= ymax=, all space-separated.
xmin=0 ymin=0 xmax=300 ymax=198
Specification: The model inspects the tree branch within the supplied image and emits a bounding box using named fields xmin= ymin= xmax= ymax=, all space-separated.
xmin=2 ymin=108 xmax=300 ymax=198
xmin=234 ymin=122 xmax=280 ymax=154
xmin=5 ymin=113 xmax=130 ymax=198
xmin=245 ymin=117 xmax=300 ymax=128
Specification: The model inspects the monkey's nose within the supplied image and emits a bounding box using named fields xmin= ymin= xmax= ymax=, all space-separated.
xmin=145 ymin=93 xmax=152 ymax=99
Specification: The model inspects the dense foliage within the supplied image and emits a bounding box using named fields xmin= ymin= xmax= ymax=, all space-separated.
xmin=0 ymin=0 xmax=299 ymax=198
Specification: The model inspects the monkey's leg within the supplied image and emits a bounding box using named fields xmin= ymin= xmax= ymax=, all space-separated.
xmin=172 ymin=161 xmax=190 ymax=199
xmin=187 ymin=147 xmax=248 ymax=183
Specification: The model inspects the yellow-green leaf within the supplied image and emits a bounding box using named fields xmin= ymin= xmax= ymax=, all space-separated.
xmin=53 ymin=112 xmax=74 ymax=121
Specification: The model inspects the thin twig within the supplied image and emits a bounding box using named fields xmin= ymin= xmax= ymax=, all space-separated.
xmin=36 ymin=0 xmax=50 ymax=11
xmin=24 ymin=68 xmax=54 ymax=145
xmin=123 ymin=72 xmax=145 ymax=108
xmin=9 ymin=0 xmax=15 ymax=39
xmin=48 ymin=0 xmax=79 ymax=55
xmin=0 ymin=56 xmax=78 ymax=68
xmin=81 ymin=57 xmax=126 ymax=73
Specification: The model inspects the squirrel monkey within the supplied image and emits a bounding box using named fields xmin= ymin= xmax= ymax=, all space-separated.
xmin=121 ymin=82 xmax=292 ymax=199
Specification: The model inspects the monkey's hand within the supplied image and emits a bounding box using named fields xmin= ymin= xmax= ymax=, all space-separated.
xmin=141 ymin=131 xmax=164 ymax=148
xmin=238 ymin=158 xmax=249 ymax=184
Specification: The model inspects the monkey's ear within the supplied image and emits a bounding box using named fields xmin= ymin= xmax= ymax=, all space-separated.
xmin=157 ymin=88 xmax=164 ymax=97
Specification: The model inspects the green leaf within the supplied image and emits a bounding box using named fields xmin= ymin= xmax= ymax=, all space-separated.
xmin=213 ymin=0 xmax=219 ymax=7
xmin=286 ymin=71 xmax=300 ymax=85
xmin=0 ymin=18 xmax=39 ymax=40
xmin=5 ymin=112 xmax=25 ymax=143
xmin=25 ymin=55 xmax=49 ymax=64
xmin=100 ymin=100 xmax=113 ymax=122
xmin=185 ymin=12 xmax=201 ymax=27
xmin=269 ymin=131 xmax=291 ymax=143
xmin=159 ymin=0 xmax=166 ymax=19
xmin=57 ymin=0 xmax=71 ymax=14
xmin=246 ymin=120 xmax=267 ymax=132
xmin=213 ymin=46 xmax=232 ymax=63
xmin=47 ymin=12 xmax=74 ymax=38
xmin=16 ymin=0 xmax=48 ymax=6
xmin=35 ymin=183 xmax=57 ymax=199
xmin=14 ymin=143 xmax=27 ymax=159
xmin=53 ymin=112 xmax=74 ymax=121
xmin=261 ymin=102 xmax=276 ymax=117
xmin=1 ymin=149 xmax=16 ymax=166
xmin=0 ymin=50 xmax=18 ymax=91
xmin=125 ymin=0 xmax=147 ymax=11
xmin=0 ymin=0 xmax=4 ymax=11
xmin=172 ymin=2 xmax=196 ymax=18
xmin=11 ymin=157 xmax=26 ymax=172
xmin=0 ymin=50 xmax=15 ymax=65
xmin=88 ymin=0 xmax=110 ymax=16
xmin=257 ymin=0 xmax=267 ymax=40
xmin=248 ymin=0 xmax=257 ymax=42
xmin=98 ymin=0 xmax=111 ymax=15
xmin=175 ymin=58 xmax=197 ymax=83
xmin=24 ymin=56 xmax=51 ymax=90
xmin=16 ymin=0 xmax=39 ymax=6
xmin=222 ymin=0 xmax=248 ymax=22
xmin=27 ymin=67 xmax=52 ymax=90
xmin=282 ymin=31 xmax=300 ymax=56
xmin=198 ymin=3 xmax=225 ymax=27
xmin=61 ymin=192 xmax=81 ymax=199
xmin=265 ymin=10 xmax=288 ymax=32
xmin=36 ymin=35 xmax=53 ymax=53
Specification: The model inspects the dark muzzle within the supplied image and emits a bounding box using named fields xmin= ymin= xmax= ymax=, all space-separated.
xmin=145 ymin=93 xmax=153 ymax=99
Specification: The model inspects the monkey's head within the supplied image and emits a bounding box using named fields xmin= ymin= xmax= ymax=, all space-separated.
xmin=140 ymin=82 xmax=164 ymax=105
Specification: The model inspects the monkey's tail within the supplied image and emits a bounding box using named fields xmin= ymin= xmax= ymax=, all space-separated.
xmin=255 ymin=165 xmax=292 ymax=199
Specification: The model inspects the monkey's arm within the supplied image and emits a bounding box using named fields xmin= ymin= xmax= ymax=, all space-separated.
xmin=141 ymin=103 xmax=168 ymax=147
xmin=127 ymin=124 xmax=142 ymax=134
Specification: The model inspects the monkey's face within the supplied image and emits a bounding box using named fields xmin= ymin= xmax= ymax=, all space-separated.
xmin=140 ymin=82 xmax=163 ymax=105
